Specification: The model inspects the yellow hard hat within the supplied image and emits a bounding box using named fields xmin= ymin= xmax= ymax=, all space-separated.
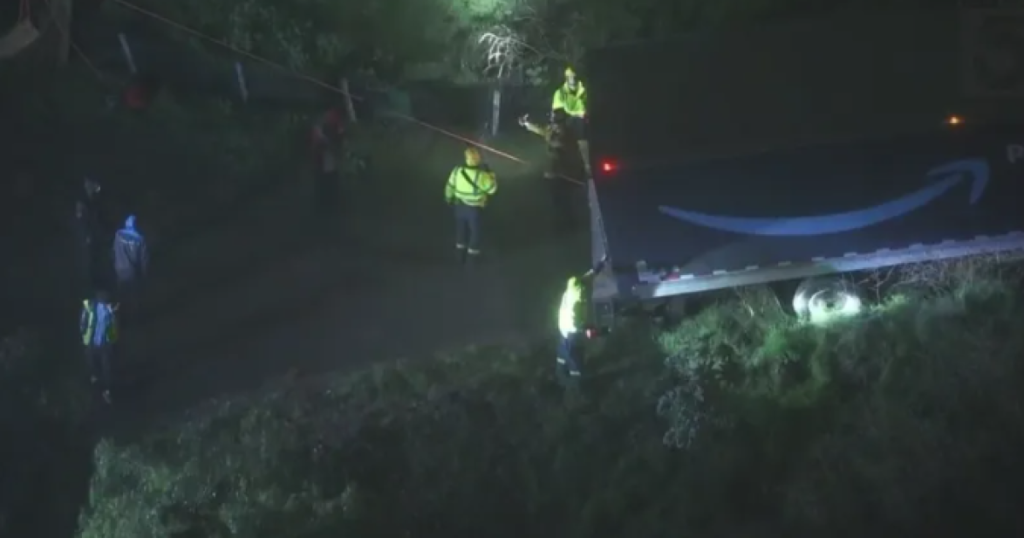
xmin=464 ymin=146 xmax=481 ymax=166
xmin=565 ymin=66 xmax=576 ymax=78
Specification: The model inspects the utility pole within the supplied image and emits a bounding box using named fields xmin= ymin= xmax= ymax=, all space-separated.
xmin=51 ymin=0 xmax=73 ymax=65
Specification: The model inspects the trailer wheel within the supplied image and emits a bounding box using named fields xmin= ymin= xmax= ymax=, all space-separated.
xmin=792 ymin=277 xmax=864 ymax=324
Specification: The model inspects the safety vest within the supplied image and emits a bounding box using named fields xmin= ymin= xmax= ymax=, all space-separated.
xmin=81 ymin=300 xmax=118 ymax=346
xmin=558 ymin=280 xmax=583 ymax=337
xmin=446 ymin=166 xmax=497 ymax=207
xmin=552 ymin=82 xmax=586 ymax=117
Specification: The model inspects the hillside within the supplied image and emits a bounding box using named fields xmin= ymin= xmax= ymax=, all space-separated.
xmin=75 ymin=262 xmax=1024 ymax=537
xmin=3 ymin=1 xmax=1019 ymax=537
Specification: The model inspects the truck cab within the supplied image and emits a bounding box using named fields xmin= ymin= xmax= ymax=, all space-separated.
xmin=583 ymin=9 xmax=1024 ymax=324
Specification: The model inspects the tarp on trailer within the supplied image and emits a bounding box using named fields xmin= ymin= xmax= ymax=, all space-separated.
xmin=594 ymin=126 xmax=1024 ymax=280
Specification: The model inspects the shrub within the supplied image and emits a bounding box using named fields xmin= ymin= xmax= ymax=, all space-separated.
xmin=117 ymin=0 xmax=950 ymax=86
xmin=0 ymin=330 xmax=92 ymax=537
xmin=76 ymin=262 xmax=1024 ymax=537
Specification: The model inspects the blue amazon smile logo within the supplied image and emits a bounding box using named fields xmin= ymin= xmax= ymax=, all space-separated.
xmin=659 ymin=159 xmax=990 ymax=236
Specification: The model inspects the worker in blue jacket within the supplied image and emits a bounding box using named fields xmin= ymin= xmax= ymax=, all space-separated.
xmin=113 ymin=214 xmax=149 ymax=322
xmin=80 ymin=290 xmax=119 ymax=403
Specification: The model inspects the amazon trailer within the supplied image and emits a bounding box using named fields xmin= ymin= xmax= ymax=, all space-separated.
xmin=584 ymin=9 xmax=1024 ymax=325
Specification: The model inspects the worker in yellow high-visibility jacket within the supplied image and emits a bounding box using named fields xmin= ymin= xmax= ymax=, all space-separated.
xmin=552 ymin=67 xmax=586 ymax=121
xmin=557 ymin=276 xmax=585 ymax=382
xmin=551 ymin=66 xmax=591 ymax=175
xmin=555 ymin=257 xmax=606 ymax=384
xmin=445 ymin=147 xmax=497 ymax=262
xmin=80 ymin=290 xmax=119 ymax=403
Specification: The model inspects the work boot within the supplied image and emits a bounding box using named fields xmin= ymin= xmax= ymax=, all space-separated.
xmin=555 ymin=359 xmax=568 ymax=383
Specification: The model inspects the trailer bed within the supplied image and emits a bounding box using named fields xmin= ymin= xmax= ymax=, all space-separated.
xmin=590 ymin=127 xmax=1024 ymax=300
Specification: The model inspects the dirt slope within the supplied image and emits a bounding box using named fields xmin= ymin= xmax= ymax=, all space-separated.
xmin=111 ymin=126 xmax=590 ymax=428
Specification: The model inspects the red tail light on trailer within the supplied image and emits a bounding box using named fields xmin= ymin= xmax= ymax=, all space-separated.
xmin=599 ymin=159 xmax=618 ymax=174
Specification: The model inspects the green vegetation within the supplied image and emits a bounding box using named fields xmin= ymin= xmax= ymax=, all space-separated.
xmin=0 ymin=330 xmax=92 ymax=537
xmin=75 ymin=261 xmax=1024 ymax=537
xmin=122 ymin=0 xmax=946 ymax=85
xmin=1 ymin=53 xmax=308 ymax=245
xmin=4 ymin=2 xmax=1019 ymax=537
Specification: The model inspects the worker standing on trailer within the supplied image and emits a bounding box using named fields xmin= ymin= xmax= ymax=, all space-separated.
xmin=520 ymin=108 xmax=577 ymax=230
xmin=310 ymin=107 xmax=346 ymax=216
xmin=551 ymin=66 xmax=591 ymax=176
xmin=80 ymin=290 xmax=119 ymax=404
xmin=556 ymin=258 xmax=606 ymax=384
xmin=112 ymin=214 xmax=149 ymax=324
xmin=445 ymin=147 xmax=497 ymax=264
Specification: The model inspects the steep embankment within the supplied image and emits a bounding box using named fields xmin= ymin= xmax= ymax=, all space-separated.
xmin=77 ymin=263 xmax=1024 ymax=537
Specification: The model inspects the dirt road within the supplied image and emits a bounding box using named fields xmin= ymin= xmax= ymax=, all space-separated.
xmin=111 ymin=126 xmax=590 ymax=427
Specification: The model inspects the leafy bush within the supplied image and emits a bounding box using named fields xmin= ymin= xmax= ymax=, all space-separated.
xmin=121 ymin=0 xmax=944 ymax=85
xmin=124 ymin=0 xmax=498 ymax=82
xmin=0 ymin=330 xmax=92 ymax=537
xmin=76 ymin=262 xmax=1024 ymax=537
xmin=1 ymin=59 xmax=310 ymax=246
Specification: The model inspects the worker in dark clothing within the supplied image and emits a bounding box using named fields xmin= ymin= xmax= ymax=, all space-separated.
xmin=72 ymin=200 xmax=94 ymax=291
xmin=73 ymin=177 xmax=103 ymax=291
xmin=80 ymin=290 xmax=119 ymax=403
xmin=520 ymin=108 xmax=579 ymax=231
xmin=556 ymin=257 xmax=606 ymax=385
xmin=77 ymin=177 xmax=102 ymax=236
xmin=310 ymin=107 xmax=346 ymax=216
xmin=113 ymin=214 xmax=149 ymax=324
xmin=445 ymin=147 xmax=497 ymax=264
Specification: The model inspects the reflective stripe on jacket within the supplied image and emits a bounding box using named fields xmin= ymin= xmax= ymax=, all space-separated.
xmin=80 ymin=300 xmax=118 ymax=346
xmin=445 ymin=165 xmax=497 ymax=207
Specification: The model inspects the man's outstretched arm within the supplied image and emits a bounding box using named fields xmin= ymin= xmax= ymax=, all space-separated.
xmin=582 ymin=254 xmax=608 ymax=280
